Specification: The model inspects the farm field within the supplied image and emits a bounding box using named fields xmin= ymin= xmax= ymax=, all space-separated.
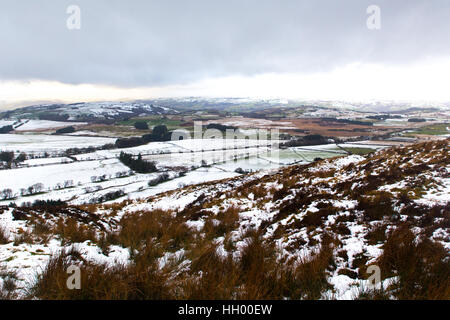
xmin=13 ymin=120 xmax=87 ymax=132
xmin=205 ymin=117 xmax=395 ymax=137
xmin=0 ymin=134 xmax=115 ymax=154
xmin=0 ymin=133 xmax=384 ymax=206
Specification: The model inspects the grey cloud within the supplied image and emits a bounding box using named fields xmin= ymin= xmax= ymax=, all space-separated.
xmin=0 ymin=0 xmax=449 ymax=86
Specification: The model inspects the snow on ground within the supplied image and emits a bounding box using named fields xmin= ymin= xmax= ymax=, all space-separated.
xmin=0 ymin=138 xmax=364 ymax=206
xmin=0 ymin=159 xmax=129 ymax=195
xmin=309 ymin=154 xmax=365 ymax=172
xmin=414 ymin=177 xmax=450 ymax=206
xmin=14 ymin=120 xmax=86 ymax=132
xmin=143 ymin=148 xmax=271 ymax=168
xmin=0 ymin=120 xmax=15 ymax=127
xmin=0 ymin=138 xmax=375 ymax=211
xmin=0 ymin=138 xmax=447 ymax=299
xmin=0 ymin=134 xmax=115 ymax=152
xmin=0 ymin=208 xmax=130 ymax=295
xmin=22 ymin=157 xmax=74 ymax=166
xmin=74 ymin=139 xmax=278 ymax=161
xmin=124 ymin=167 xmax=239 ymax=203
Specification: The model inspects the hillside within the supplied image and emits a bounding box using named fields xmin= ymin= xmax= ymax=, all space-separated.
xmin=0 ymin=101 xmax=176 ymax=123
xmin=0 ymin=139 xmax=448 ymax=299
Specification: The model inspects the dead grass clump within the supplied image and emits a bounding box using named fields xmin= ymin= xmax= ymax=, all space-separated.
xmin=116 ymin=209 xmax=192 ymax=256
xmin=272 ymin=186 xmax=290 ymax=202
xmin=236 ymin=233 xmax=288 ymax=299
xmin=183 ymin=244 xmax=239 ymax=299
xmin=0 ymin=267 xmax=18 ymax=300
xmin=355 ymin=286 xmax=390 ymax=300
xmin=75 ymin=204 xmax=98 ymax=214
xmin=13 ymin=228 xmax=34 ymax=245
xmin=54 ymin=218 xmax=97 ymax=245
xmin=357 ymin=191 xmax=394 ymax=221
xmin=29 ymin=246 xmax=172 ymax=300
xmin=337 ymin=268 xmax=358 ymax=279
xmin=212 ymin=206 xmax=240 ymax=238
xmin=0 ymin=225 xmax=9 ymax=244
xmin=248 ymin=184 xmax=269 ymax=199
xmin=334 ymin=212 xmax=357 ymax=224
xmin=365 ymin=223 xmax=387 ymax=245
xmin=100 ymin=200 xmax=131 ymax=216
xmin=377 ymin=226 xmax=450 ymax=299
xmin=351 ymin=252 xmax=369 ymax=277
xmin=314 ymin=169 xmax=336 ymax=179
xmin=285 ymin=240 xmax=335 ymax=299
xmin=332 ymin=222 xmax=351 ymax=236
xmin=300 ymin=206 xmax=339 ymax=228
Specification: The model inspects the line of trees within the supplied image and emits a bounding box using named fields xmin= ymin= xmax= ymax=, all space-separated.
xmin=55 ymin=126 xmax=76 ymax=134
xmin=0 ymin=125 xmax=13 ymax=134
xmin=115 ymin=125 xmax=171 ymax=148
xmin=20 ymin=183 xmax=45 ymax=196
xmin=282 ymin=134 xmax=330 ymax=148
xmin=408 ymin=118 xmax=427 ymax=123
xmin=91 ymin=189 xmax=125 ymax=203
xmin=0 ymin=151 xmax=27 ymax=169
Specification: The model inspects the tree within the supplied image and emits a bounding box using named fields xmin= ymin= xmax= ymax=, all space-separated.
xmin=55 ymin=126 xmax=76 ymax=134
xmin=1 ymin=189 xmax=14 ymax=200
xmin=134 ymin=121 xmax=149 ymax=130
xmin=0 ymin=151 xmax=14 ymax=163
xmin=15 ymin=153 xmax=27 ymax=163
xmin=64 ymin=180 xmax=74 ymax=188
xmin=152 ymin=125 xmax=169 ymax=141
xmin=28 ymin=183 xmax=44 ymax=195
xmin=119 ymin=152 xmax=157 ymax=173
xmin=0 ymin=125 xmax=13 ymax=134
xmin=115 ymin=137 xmax=145 ymax=148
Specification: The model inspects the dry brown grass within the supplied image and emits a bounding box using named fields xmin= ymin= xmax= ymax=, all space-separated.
xmin=20 ymin=139 xmax=450 ymax=300
xmin=28 ymin=247 xmax=172 ymax=300
xmin=30 ymin=226 xmax=340 ymax=300
xmin=54 ymin=218 xmax=97 ymax=245
xmin=377 ymin=225 xmax=450 ymax=299
xmin=0 ymin=225 xmax=9 ymax=244
xmin=0 ymin=267 xmax=18 ymax=300
xmin=13 ymin=228 xmax=34 ymax=245
xmin=365 ymin=223 xmax=387 ymax=245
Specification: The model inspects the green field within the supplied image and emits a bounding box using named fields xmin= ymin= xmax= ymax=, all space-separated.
xmin=408 ymin=123 xmax=449 ymax=136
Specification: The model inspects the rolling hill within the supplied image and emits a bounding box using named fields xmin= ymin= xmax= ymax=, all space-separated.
xmin=0 ymin=139 xmax=448 ymax=299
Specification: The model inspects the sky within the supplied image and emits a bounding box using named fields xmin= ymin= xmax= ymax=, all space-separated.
xmin=1 ymin=0 xmax=450 ymax=109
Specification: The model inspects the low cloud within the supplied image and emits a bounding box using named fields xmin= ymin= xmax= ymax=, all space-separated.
xmin=1 ymin=0 xmax=449 ymax=87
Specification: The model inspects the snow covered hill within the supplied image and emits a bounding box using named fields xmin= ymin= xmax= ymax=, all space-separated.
xmin=0 ymin=101 xmax=176 ymax=122
xmin=0 ymin=139 xmax=448 ymax=299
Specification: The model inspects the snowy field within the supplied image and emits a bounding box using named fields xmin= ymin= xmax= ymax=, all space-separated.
xmin=74 ymin=138 xmax=279 ymax=160
xmin=22 ymin=157 xmax=74 ymax=166
xmin=14 ymin=120 xmax=87 ymax=132
xmin=0 ymin=120 xmax=15 ymax=127
xmin=0 ymin=134 xmax=371 ymax=206
xmin=0 ymin=134 xmax=115 ymax=153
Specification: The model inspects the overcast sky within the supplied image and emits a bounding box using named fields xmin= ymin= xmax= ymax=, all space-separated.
xmin=1 ymin=0 xmax=450 ymax=108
